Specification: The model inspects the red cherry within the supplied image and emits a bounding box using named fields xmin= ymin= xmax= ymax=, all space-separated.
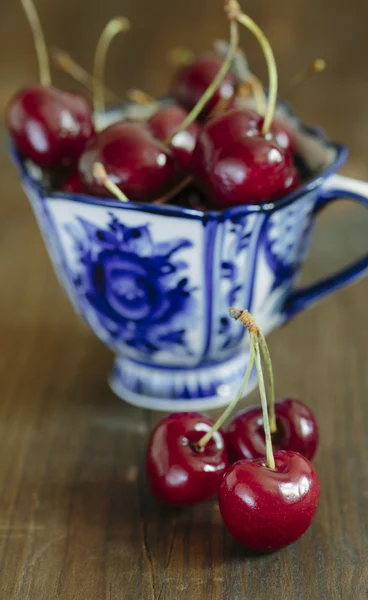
xmin=192 ymin=133 xmax=299 ymax=208
xmin=265 ymin=117 xmax=296 ymax=154
xmin=171 ymin=54 xmax=236 ymax=119
xmin=191 ymin=108 xmax=300 ymax=208
xmin=79 ymin=121 xmax=180 ymax=202
xmin=227 ymin=399 xmax=319 ymax=462
xmin=219 ymin=450 xmax=320 ymax=552
xmin=7 ymin=85 xmax=94 ymax=167
xmin=62 ymin=170 xmax=85 ymax=194
xmin=146 ymin=412 xmax=229 ymax=505
xmin=148 ymin=104 xmax=201 ymax=171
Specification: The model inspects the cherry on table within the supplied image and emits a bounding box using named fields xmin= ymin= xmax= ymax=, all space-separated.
xmin=79 ymin=121 xmax=180 ymax=202
xmin=148 ymin=104 xmax=201 ymax=171
xmin=146 ymin=412 xmax=229 ymax=505
xmin=227 ymin=398 xmax=319 ymax=461
xmin=171 ymin=53 xmax=236 ymax=120
xmin=219 ymin=450 xmax=320 ymax=552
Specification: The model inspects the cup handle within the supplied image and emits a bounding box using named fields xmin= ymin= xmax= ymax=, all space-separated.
xmin=282 ymin=174 xmax=368 ymax=319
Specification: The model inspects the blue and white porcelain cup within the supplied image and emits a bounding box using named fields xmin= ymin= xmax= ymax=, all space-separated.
xmin=11 ymin=105 xmax=368 ymax=411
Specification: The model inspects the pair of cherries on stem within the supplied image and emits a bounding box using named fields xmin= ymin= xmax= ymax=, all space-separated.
xmin=146 ymin=308 xmax=320 ymax=553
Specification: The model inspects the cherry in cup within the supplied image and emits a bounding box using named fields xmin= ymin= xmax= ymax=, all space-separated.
xmin=171 ymin=53 xmax=237 ymax=120
xmin=148 ymin=104 xmax=201 ymax=171
xmin=79 ymin=121 xmax=180 ymax=202
xmin=146 ymin=412 xmax=229 ymax=505
xmin=227 ymin=398 xmax=319 ymax=461
xmin=7 ymin=0 xmax=94 ymax=168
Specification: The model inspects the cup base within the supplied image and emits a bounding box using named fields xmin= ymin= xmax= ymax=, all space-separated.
xmin=109 ymin=352 xmax=257 ymax=412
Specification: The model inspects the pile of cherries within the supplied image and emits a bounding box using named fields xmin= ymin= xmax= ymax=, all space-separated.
xmin=146 ymin=309 xmax=320 ymax=553
xmin=7 ymin=0 xmax=303 ymax=210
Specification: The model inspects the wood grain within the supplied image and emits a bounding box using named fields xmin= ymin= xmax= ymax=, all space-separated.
xmin=0 ymin=0 xmax=368 ymax=598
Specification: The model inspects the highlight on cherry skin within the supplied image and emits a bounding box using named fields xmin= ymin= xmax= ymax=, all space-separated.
xmin=226 ymin=398 xmax=319 ymax=462
xmin=148 ymin=103 xmax=201 ymax=171
xmin=145 ymin=412 xmax=229 ymax=506
xmin=218 ymin=450 xmax=321 ymax=553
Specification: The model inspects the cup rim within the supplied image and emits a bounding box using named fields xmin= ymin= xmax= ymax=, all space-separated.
xmin=10 ymin=112 xmax=349 ymax=222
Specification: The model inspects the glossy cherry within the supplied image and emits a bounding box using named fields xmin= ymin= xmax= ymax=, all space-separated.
xmin=227 ymin=399 xmax=319 ymax=462
xmin=171 ymin=54 xmax=236 ymax=119
xmin=79 ymin=121 xmax=180 ymax=202
xmin=7 ymin=85 xmax=94 ymax=167
xmin=148 ymin=104 xmax=201 ymax=171
xmin=219 ymin=450 xmax=320 ymax=552
xmin=62 ymin=170 xmax=85 ymax=194
xmin=192 ymin=130 xmax=300 ymax=208
xmin=146 ymin=412 xmax=229 ymax=505
xmin=265 ymin=117 xmax=296 ymax=154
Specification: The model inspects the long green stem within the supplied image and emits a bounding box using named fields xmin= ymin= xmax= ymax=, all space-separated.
xmin=258 ymin=331 xmax=276 ymax=433
xmin=93 ymin=163 xmax=129 ymax=203
xmin=198 ymin=334 xmax=256 ymax=448
xmin=167 ymin=18 xmax=239 ymax=142
xmin=93 ymin=16 xmax=130 ymax=115
xmin=254 ymin=339 xmax=275 ymax=470
xmin=51 ymin=48 xmax=120 ymax=102
xmin=21 ymin=0 xmax=51 ymax=87
xmin=232 ymin=2 xmax=278 ymax=135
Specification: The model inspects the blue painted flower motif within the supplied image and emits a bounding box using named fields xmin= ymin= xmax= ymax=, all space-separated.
xmin=66 ymin=214 xmax=196 ymax=355
xmin=265 ymin=197 xmax=315 ymax=290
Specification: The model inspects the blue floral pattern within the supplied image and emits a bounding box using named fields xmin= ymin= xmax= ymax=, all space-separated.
xmin=265 ymin=195 xmax=315 ymax=290
xmin=66 ymin=214 xmax=196 ymax=355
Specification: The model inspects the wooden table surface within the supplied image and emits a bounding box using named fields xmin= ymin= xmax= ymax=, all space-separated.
xmin=1 ymin=0 xmax=368 ymax=598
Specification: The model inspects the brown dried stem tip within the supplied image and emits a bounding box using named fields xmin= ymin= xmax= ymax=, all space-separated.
xmin=229 ymin=307 xmax=259 ymax=334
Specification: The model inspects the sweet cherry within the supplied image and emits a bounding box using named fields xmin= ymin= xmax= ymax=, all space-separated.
xmin=79 ymin=122 xmax=180 ymax=202
xmin=227 ymin=398 xmax=319 ymax=462
xmin=148 ymin=104 xmax=201 ymax=171
xmin=192 ymin=125 xmax=300 ymax=208
xmin=171 ymin=53 xmax=236 ymax=119
xmin=7 ymin=85 xmax=94 ymax=168
xmin=146 ymin=412 xmax=229 ymax=505
xmin=62 ymin=169 xmax=85 ymax=194
xmin=7 ymin=0 xmax=94 ymax=168
xmin=219 ymin=450 xmax=320 ymax=552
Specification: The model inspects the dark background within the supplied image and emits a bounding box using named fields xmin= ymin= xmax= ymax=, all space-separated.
xmin=0 ymin=1 xmax=368 ymax=599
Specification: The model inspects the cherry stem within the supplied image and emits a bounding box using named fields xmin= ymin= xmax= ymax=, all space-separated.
xmin=290 ymin=58 xmax=327 ymax=87
xmin=167 ymin=18 xmax=239 ymax=142
xmin=154 ymin=176 xmax=193 ymax=205
xmin=229 ymin=0 xmax=278 ymax=135
xmin=93 ymin=16 xmax=130 ymax=115
xmin=21 ymin=0 xmax=51 ymax=87
xmin=126 ymin=89 xmax=158 ymax=105
xmin=254 ymin=338 xmax=275 ymax=470
xmin=51 ymin=47 xmax=120 ymax=102
xmin=241 ymin=76 xmax=267 ymax=116
xmin=215 ymin=41 xmax=267 ymax=115
xmin=197 ymin=334 xmax=256 ymax=449
xmin=258 ymin=331 xmax=276 ymax=433
xmin=93 ymin=162 xmax=129 ymax=203
xmin=167 ymin=46 xmax=195 ymax=67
